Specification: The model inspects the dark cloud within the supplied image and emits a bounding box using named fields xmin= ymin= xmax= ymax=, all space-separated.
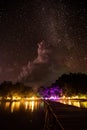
xmin=18 ymin=41 xmax=51 ymax=84
xmin=0 ymin=67 xmax=2 ymax=73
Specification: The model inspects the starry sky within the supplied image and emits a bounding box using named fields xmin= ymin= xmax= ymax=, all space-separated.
xmin=0 ymin=0 xmax=87 ymax=86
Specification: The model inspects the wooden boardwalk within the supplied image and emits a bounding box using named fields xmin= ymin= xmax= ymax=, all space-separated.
xmin=44 ymin=100 xmax=87 ymax=130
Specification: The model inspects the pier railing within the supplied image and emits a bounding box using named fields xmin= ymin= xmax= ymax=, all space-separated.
xmin=43 ymin=100 xmax=64 ymax=130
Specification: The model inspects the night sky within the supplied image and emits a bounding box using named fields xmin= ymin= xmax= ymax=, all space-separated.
xmin=0 ymin=0 xmax=87 ymax=86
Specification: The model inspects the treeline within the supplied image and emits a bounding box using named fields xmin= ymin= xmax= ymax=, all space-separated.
xmin=55 ymin=73 xmax=87 ymax=96
xmin=0 ymin=73 xmax=87 ymax=98
xmin=38 ymin=73 xmax=87 ymax=97
xmin=0 ymin=81 xmax=33 ymax=97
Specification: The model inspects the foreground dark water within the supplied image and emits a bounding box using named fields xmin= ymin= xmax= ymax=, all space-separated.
xmin=0 ymin=100 xmax=45 ymax=130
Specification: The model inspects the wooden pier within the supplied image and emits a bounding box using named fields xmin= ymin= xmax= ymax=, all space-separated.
xmin=43 ymin=100 xmax=87 ymax=130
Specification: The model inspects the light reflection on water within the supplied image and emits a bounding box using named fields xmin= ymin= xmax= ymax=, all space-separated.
xmin=57 ymin=99 xmax=87 ymax=108
xmin=0 ymin=100 xmax=44 ymax=113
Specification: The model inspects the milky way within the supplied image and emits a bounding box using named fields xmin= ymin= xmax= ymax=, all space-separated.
xmin=0 ymin=0 xmax=87 ymax=86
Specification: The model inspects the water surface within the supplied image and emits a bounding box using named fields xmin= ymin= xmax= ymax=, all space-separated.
xmin=0 ymin=100 xmax=45 ymax=130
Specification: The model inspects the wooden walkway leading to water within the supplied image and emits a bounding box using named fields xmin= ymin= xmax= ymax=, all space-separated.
xmin=44 ymin=100 xmax=87 ymax=130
